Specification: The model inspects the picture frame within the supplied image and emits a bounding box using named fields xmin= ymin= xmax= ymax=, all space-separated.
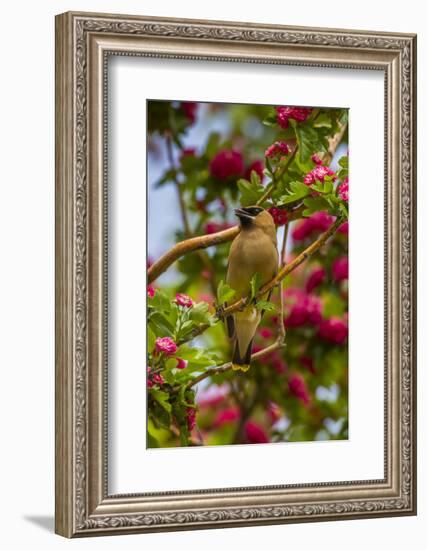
xmin=55 ymin=11 xmax=417 ymax=537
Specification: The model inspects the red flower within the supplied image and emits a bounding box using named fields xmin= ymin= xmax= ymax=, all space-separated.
xmin=259 ymin=327 xmax=274 ymax=339
xmin=284 ymin=288 xmax=322 ymax=327
xmin=267 ymin=401 xmax=281 ymax=424
xmin=288 ymin=373 xmax=310 ymax=405
xmin=147 ymin=366 xmax=165 ymax=388
xmin=338 ymin=221 xmax=349 ymax=235
xmin=338 ymin=177 xmax=349 ymax=201
xmin=213 ymin=407 xmax=240 ymax=428
xmin=305 ymin=267 xmax=326 ymax=293
xmin=276 ymin=106 xmax=312 ymax=129
xmin=311 ymin=153 xmax=323 ymax=165
xmin=332 ymin=256 xmax=349 ymax=282
xmin=209 ymin=149 xmax=244 ymax=180
xmin=175 ymin=293 xmax=194 ymax=308
xmin=318 ymin=317 xmax=348 ymax=344
xmin=187 ymin=407 xmax=197 ymax=431
xmin=304 ymin=165 xmax=337 ymax=185
xmin=155 ymin=337 xmax=177 ymax=356
xmin=244 ymin=421 xmax=269 ymax=444
xmin=292 ymin=211 xmax=334 ymax=241
xmin=265 ymin=140 xmax=290 ymax=159
xmin=244 ymin=160 xmax=264 ymax=182
xmin=181 ymin=102 xmax=198 ymax=123
xmin=268 ymin=207 xmax=288 ymax=226
xmin=175 ymin=357 xmax=188 ymax=370
xmin=147 ymin=285 xmax=156 ymax=298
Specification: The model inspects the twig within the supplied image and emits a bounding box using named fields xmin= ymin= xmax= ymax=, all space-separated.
xmin=185 ymin=338 xmax=285 ymax=389
xmin=257 ymin=145 xmax=299 ymax=205
xmin=220 ymin=216 xmax=343 ymax=318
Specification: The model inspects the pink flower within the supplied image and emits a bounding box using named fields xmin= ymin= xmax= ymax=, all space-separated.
xmin=292 ymin=211 xmax=334 ymax=241
xmin=311 ymin=153 xmax=323 ymax=165
xmin=267 ymin=401 xmax=281 ymax=424
xmin=147 ymin=366 xmax=165 ymax=388
xmin=318 ymin=317 xmax=348 ymax=344
xmin=175 ymin=357 xmax=188 ymax=369
xmin=155 ymin=337 xmax=177 ymax=356
xmin=276 ymin=106 xmax=312 ymax=129
xmin=209 ymin=149 xmax=244 ymax=180
xmin=338 ymin=177 xmax=349 ymax=201
xmin=187 ymin=407 xmax=197 ymax=431
xmin=268 ymin=207 xmax=288 ymax=226
xmin=147 ymin=285 xmax=156 ymax=298
xmin=284 ymin=288 xmax=322 ymax=327
xmin=175 ymin=293 xmax=194 ymax=308
xmin=204 ymin=221 xmax=233 ymax=234
xmin=288 ymin=373 xmax=310 ymax=405
xmin=244 ymin=160 xmax=265 ymax=182
xmin=265 ymin=141 xmax=290 ymax=159
xmin=338 ymin=221 xmax=349 ymax=235
xmin=332 ymin=256 xmax=349 ymax=282
xmin=305 ymin=267 xmax=326 ymax=293
xmin=213 ymin=407 xmax=240 ymax=428
xmin=181 ymin=102 xmax=198 ymax=123
xmin=259 ymin=327 xmax=274 ymax=339
xmin=244 ymin=421 xmax=269 ymax=444
xmin=304 ymin=165 xmax=337 ymax=185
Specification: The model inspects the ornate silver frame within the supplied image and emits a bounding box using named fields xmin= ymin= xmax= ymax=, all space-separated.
xmin=55 ymin=11 xmax=417 ymax=537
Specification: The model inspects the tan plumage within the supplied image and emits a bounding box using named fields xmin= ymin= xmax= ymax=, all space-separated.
xmin=225 ymin=206 xmax=278 ymax=371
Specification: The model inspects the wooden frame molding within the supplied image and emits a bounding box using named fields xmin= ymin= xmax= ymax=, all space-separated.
xmin=55 ymin=11 xmax=417 ymax=537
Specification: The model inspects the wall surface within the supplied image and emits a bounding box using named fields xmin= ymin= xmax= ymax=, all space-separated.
xmin=0 ymin=1 xmax=424 ymax=548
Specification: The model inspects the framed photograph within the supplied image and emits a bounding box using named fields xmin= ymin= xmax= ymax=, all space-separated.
xmin=55 ymin=11 xmax=417 ymax=537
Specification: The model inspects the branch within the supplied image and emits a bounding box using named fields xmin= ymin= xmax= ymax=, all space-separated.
xmin=257 ymin=145 xmax=299 ymax=205
xmin=220 ymin=216 xmax=343 ymax=318
xmin=148 ymin=209 xmax=303 ymax=284
xmin=186 ymin=339 xmax=285 ymax=389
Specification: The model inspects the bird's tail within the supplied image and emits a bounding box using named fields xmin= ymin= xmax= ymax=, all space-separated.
xmin=231 ymin=338 xmax=253 ymax=372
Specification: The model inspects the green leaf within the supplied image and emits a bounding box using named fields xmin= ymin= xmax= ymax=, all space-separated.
xmin=237 ymin=178 xmax=265 ymax=207
xmin=338 ymin=156 xmax=348 ymax=169
xmin=302 ymin=196 xmax=331 ymax=217
xmin=255 ymin=300 xmax=277 ymax=313
xmin=150 ymin=389 xmax=172 ymax=413
xmin=149 ymin=289 xmax=171 ymax=313
xmin=291 ymin=120 xmax=328 ymax=163
xmin=278 ymin=180 xmax=310 ymax=205
xmin=217 ymin=280 xmax=236 ymax=306
xmin=148 ymin=326 xmax=156 ymax=353
xmin=250 ymin=272 xmax=262 ymax=301
xmin=250 ymin=169 xmax=261 ymax=186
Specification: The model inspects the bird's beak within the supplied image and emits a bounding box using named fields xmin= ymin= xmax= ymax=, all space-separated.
xmin=234 ymin=207 xmax=255 ymax=221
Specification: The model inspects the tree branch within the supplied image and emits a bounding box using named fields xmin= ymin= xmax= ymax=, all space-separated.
xmin=220 ymin=216 xmax=343 ymax=318
xmin=257 ymin=145 xmax=299 ymax=205
xmin=186 ymin=339 xmax=285 ymax=389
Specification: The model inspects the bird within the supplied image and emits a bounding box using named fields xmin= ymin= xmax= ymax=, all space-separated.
xmin=225 ymin=206 xmax=278 ymax=371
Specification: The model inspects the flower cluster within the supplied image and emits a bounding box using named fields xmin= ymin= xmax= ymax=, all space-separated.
xmin=147 ymin=366 xmax=165 ymax=389
xmin=244 ymin=420 xmax=269 ymax=444
xmin=276 ymin=106 xmax=312 ymax=129
xmin=155 ymin=336 xmax=177 ymax=356
xmin=175 ymin=293 xmax=194 ymax=308
xmin=284 ymin=288 xmax=322 ymax=328
xmin=147 ymin=285 xmax=156 ymax=298
xmin=209 ymin=149 xmax=244 ymax=180
xmin=181 ymin=101 xmax=198 ymax=123
xmin=292 ymin=211 xmax=334 ymax=241
xmin=304 ymin=164 xmax=337 ymax=185
xmin=268 ymin=206 xmax=288 ymax=226
xmin=318 ymin=317 xmax=348 ymax=344
xmin=305 ymin=267 xmax=326 ymax=293
xmin=244 ymin=159 xmax=264 ymax=181
xmin=265 ymin=140 xmax=290 ymax=159
xmin=288 ymin=373 xmax=310 ymax=405
xmin=338 ymin=176 xmax=349 ymax=201
xmin=332 ymin=256 xmax=349 ymax=282
xmin=204 ymin=221 xmax=233 ymax=234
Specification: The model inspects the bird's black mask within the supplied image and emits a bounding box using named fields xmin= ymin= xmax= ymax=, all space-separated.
xmin=234 ymin=206 xmax=263 ymax=228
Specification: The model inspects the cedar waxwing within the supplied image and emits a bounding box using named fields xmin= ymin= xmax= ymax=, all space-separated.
xmin=225 ymin=206 xmax=278 ymax=371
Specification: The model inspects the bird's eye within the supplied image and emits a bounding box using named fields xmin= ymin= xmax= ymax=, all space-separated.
xmin=244 ymin=207 xmax=263 ymax=216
